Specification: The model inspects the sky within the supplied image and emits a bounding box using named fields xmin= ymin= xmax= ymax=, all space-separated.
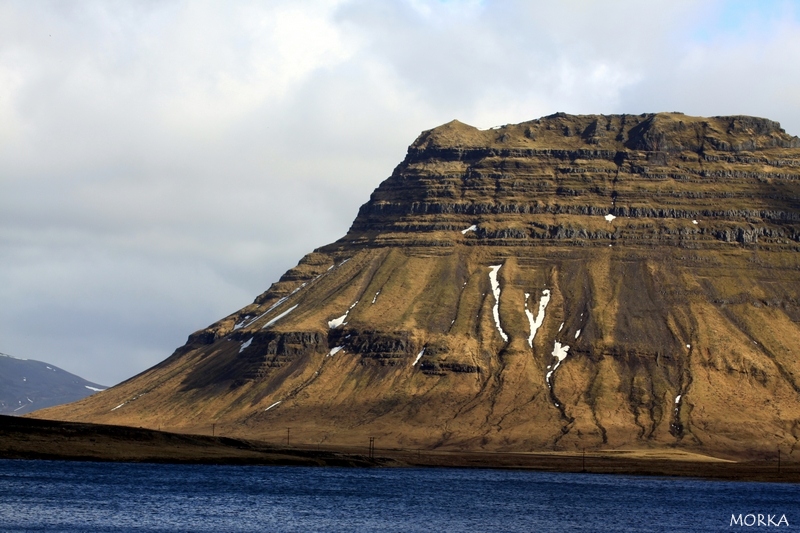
xmin=2 ymin=0 xmax=800 ymax=386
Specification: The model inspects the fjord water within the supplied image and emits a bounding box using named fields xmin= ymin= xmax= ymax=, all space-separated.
xmin=0 ymin=460 xmax=796 ymax=532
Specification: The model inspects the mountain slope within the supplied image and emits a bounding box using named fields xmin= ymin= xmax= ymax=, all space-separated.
xmin=32 ymin=113 xmax=800 ymax=459
xmin=1 ymin=353 xmax=107 ymax=415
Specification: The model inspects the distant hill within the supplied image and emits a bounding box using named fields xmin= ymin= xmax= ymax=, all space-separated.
xmin=0 ymin=353 xmax=107 ymax=415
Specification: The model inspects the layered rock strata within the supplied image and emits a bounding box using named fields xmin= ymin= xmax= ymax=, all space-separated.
xmin=35 ymin=113 xmax=800 ymax=459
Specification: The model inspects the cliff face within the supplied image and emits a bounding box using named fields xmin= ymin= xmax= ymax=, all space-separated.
xmin=35 ymin=113 xmax=800 ymax=459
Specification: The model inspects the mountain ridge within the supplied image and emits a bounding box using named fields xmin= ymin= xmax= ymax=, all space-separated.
xmin=32 ymin=112 xmax=800 ymax=460
xmin=1 ymin=352 xmax=106 ymax=415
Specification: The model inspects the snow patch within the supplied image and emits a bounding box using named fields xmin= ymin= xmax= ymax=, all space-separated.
xmin=686 ymin=344 xmax=691 ymax=349
xmin=328 ymin=301 xmax=358 ymax=329
xmin=545 ymin=341 xmax=571 ymax=401
xmin=372 ymin=291 xmax=380 ymax=304
xmin=558 ymin=322 xmax=564 ymax=332
xmin=413 ymin=348 xmax=425 ymax=366
xmin=239 ymin=338 xmax=253 ymax=353
xmin=328 ymin=313 xmax=348 ymax=329
xmin=111 ymin=403 xmax=126 ymax=411
xmin=575 ymin=329 xmax=581 ymax=339
xmin=675 ymin=394 xmax=682 ymax=404
xmin=552 ymin=341 xmax=570 ymax=363
xmin=524 ymin=289 xmax=551 ymax=348
xmin=85 ymin=386 xmax=105 ymax=392
xmin=262 ymin=305 xmax=298 ymax=329
xmin=461 ymin=225 xmax=477 ymax=234
xmin=264 ymin=401 xmax=281 ymax=412
xmin=328 ymin=346 xmax=344 ymax=357
xmin=488 ymin=265 xmax=508 ymax=342
xmin=604 ymin=214 xmax=616 ymax=222
xmin=692 ymin=220 xmax=698 ymax=225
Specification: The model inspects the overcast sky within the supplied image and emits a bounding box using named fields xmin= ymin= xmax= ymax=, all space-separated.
xmin=2 ymin=0 xmax=800 ymax=386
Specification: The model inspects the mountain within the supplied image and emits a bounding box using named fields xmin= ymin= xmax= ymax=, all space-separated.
xmin=32 ymin=113 xmax=800 ymax=459
xmin=1 ymin=353 xmax=107 ymax=415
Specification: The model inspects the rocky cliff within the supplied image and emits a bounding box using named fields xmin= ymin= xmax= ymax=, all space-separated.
xmin=34 ymin=113 xmax=800 ymax=459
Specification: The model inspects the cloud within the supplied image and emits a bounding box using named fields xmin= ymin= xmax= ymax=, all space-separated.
xmin=1 ymin=0 xmax=798 ymax=384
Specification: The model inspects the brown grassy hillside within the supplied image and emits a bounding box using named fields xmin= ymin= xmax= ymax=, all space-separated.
xmin=32 ymin=113 xmax=800 ymax=461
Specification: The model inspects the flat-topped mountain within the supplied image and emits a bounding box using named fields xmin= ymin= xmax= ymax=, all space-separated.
xmin=33 ymin=113 xmax=800 ymax=459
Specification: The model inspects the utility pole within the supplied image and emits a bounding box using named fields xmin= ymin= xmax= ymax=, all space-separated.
xmin=778 ymin=447 xmax=781 ymax=474
xmin=287 ymin=427 xmax=291 ymax=447
xmin=212 ymin=423 xmax=215 ymax=437
xmin=369 ymin=437 xmax=375 ymax=460
xmin=582 ymin=449 xmax=586 ymax=472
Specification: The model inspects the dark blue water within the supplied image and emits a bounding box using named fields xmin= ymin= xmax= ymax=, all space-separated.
xmin=0 ymin=460 xmax=797 ymax=532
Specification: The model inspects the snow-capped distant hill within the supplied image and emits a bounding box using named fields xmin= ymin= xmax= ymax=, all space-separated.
xmin=0 ymin=352 xmax=107 ymax=415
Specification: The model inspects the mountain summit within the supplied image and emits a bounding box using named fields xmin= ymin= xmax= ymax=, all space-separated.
xmin=34 ymin=113 xmax=800 ymax=458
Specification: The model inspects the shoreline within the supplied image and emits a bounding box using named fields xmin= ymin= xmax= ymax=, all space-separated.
xmin=2 ymin=415 xmax=797 ymax=483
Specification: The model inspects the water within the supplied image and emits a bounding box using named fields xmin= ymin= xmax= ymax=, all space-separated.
xmin=0 ymin=459 xmax=797 ymax=532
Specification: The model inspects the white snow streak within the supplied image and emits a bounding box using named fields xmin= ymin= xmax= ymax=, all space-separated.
xmin=488 ymin=265 xmax=508 ymax=342
xmin=461 ymin=225 xmax=477 ymax=234
xmin=264 ymin=297 xmax=289 ymax=315
xmin=413 ymin=348 xmax=425 ymax=366
xmin=372 ymin=291 xmax=380 ymax=304
xmin=264 ymin=401 xmax=281 ymax=412
xmin=289 ymin=283 xmax=307 ymax=296
xmin=558 ymin=322 xmax=564 ymax=332
xmin=575 ymin=329 xmax=581 ymax=339
xmin=262 ymin=305 xmax=298 ymax=329
xmin=84 ymin=386 xmax=105 ymax=392
xmin=239 ymin=338 xmax=253 ymax=353
xmin=675 ymin=394 xmax=682 ymax=404
xmin=604 ymin=214 xmax=616 ymax=222
xmin=524 ymin=289 xmax=551 ymax=348
xmin=111 ymin=403 xmax=126 ymax=411
xmin=692 ymin=220 xmax=698 ymax=225
xmin=545 ymin=341 xmax=571 ymax=406
xmin=237 ymin=281 xmax=312 ymax=330
xmin=237 ymin=298 xmax=287 ymax=330
xmin=328 ymin=346 xmax=344 ymax=357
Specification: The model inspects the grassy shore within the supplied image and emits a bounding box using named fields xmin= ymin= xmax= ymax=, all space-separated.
xmin=2 ymin=415 xmax=797 ymax=483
